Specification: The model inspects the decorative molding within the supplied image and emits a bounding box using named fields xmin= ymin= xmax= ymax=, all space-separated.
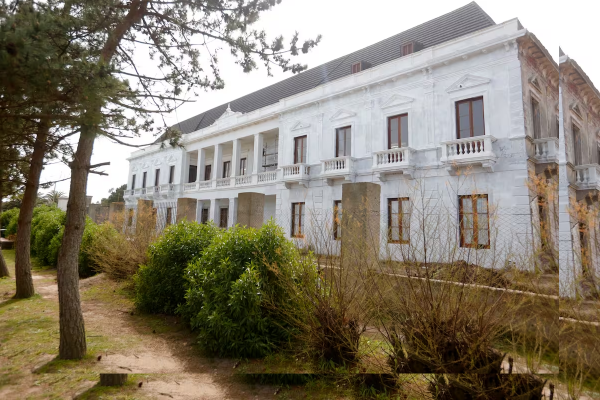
xmin=529 ymin=76 xmax=542 ymax=93
xmin=211 ymin=103 xmax=243 ymax=126
xmin=446 ymin=74 xmax=491 ymax=93
xmin=570 ymin=103 xmax=583 ymax=119
xmin=329 ymin=108 xmax=356 ymax=121
xmin=380 ymin=93 xmax=414 ymax=109
xmin=290 ymin=120 xmax=311 ymax=131
xmin=167 ymin=155 xmax=177 ymax=163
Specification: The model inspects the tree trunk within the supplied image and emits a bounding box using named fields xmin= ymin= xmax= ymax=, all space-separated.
xmin=0 ymin=189 xmax=10 ymax=278
xmin=100 ymin=373 xmax=128 ymax=386
xmin=56 ymin=127 xmax=95 ymax=360
xmin=14 ymin=121 xmax=49 ymax=298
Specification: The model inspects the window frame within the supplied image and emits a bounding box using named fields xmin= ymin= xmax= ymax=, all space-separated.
xmin=458 ymin=194 xmax=490 ymax=249
xmin=572 ymin=122 xmax=584 ymax=166
xmin=401 ymin=42 xmax=413 ymax=56
xmin=291 ymin=202 xmax=305 ymax=238
xmin=168 ymin=165 xmax=175 ymax=184
xmin=333 ymin=200 xmax=342 ymax=240
xmin=387 ymin=113 xmax=409 ymax=149
xmin=188 ymin=165 xmax=197 ymax=183
xmin=531 ymin=96 xmax=542 ymax=140
xmin=455 ymin=96 xmax=485 ymax=139
xmin=351 ymin=62 xmax=362 ymax=74
xmin=142 ymin=172 xmax=147 ymax=188
xmin=204 ymin=164 xmax=212 ymax=181
xmin=154 ymin=168 xmax=160 ymax=187
xmin=201 ymin=208 xmax=209 ymax=224
xmin=239 ymin=157 xmax=247 ymax=176
xmin=294 ymin=135 xmax=308 ymax=164
xmin=219 ymin=207 xmax=229 ymax=228
xmin=387 ymin=198 xmax=410 ymax=244
xmin=131 ymin=174 xmax=136 ymax=190
xmin=335 ymin=126 xmax=352 ymax=158
xmin=222 ymin=161 xmax=231 ymax=178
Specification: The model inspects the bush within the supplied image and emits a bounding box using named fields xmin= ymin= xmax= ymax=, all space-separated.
xmin=78 ymin=217 xmax=119 ymax=278
xmin=134 ymin=221 xmax=219 ymax=315
xmin=30 ymin=205 xmax=65 ymax=266
xmin=2 ymin=208 xmax=20 ymax=236
xmin=181 ymin=220 xmax=309 ymax=358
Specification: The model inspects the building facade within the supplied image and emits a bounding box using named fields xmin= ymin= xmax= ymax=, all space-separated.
xmin=123 ymin=3 xmax=596 ymax=296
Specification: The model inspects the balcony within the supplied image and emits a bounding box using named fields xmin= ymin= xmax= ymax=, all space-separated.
xmin=216 ymin=177 xmax=231 ymax=188
xmin=198 ymin=180 xmax=212 ymax=190
xmin=531 ymin=137 xmax=559 ymax=164
xmin=235 ymin=175 xmax=252 ymax=186
xmin=320 ymin=157 xmax=356 ymax=185
xmin=372 ymin=147 xmax=415 ymax=180
xmin=281 ymin=164 xmax=310 ymax=188
xmin=183 ymin=182 xmax=197 ymax=192
xmin=258 ymin=171 xmax=278 ymax=183
xmin=574 ymin=164 xmax=600 ymax=191
xmin=440 ymin=135 xmax=497 ymax=172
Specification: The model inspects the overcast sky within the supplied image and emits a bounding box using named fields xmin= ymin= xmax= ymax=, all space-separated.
xmin=39 ymin=0 xmax=596 ymax=203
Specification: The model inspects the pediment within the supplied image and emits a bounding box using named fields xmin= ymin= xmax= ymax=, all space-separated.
xmin=446 ymin=74 xmax=491 ymax=93
xmin=570 ymin=103 xmax=583 ymax=119
xmin=132 ymin=164 xmax=139 ymax=172
xmin=211 ymin=103 xmax=242 ymax=126
xmin=167 ymin=155 xmax=177 ymax=163
xmin=153 ymin=158 xmax=163 ymax=166
xmin=290 ymin=120 xmax=311 ymax=131
xmin=380 ymin=93 xmax=414 ymax=109
xmin=329 ymin=108 xmax=356 ymax=121
xmin=141 ymin=162 xmax=150 ymax=169
xmin=529 ymin=76 xmax=542 ymax=93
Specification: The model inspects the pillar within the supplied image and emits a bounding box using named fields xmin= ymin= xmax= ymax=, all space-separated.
xmin=197 ymin=149 xmax=206 ymax=182
xmin=231 ymin=139 xmax=240 ymax=180
xmin=341 ymin=182 xmax=381 ymax=270
xmin=176 ymin=197 xmax=197 ymax=223
xmin=237 ymin=192 xmax=265 ymax=228
xmin=196 ymin=200 xmax=205 ymax=223
xmin=253 ymin=133 xmax=263 ymax=183
xmin=210 ymin=199 xmax=219 ymax=223
xmin=214 ymin=144 xmax=223 ymax=187
xmin=228 ymin=197 xmax=237 ymax=228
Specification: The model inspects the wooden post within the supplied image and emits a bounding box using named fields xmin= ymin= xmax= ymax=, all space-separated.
xmin=100 ymin=373 xmax=128 ymax=386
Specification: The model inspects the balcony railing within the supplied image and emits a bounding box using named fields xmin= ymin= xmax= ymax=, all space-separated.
xmin=198 ymin=180 xmax=212 ymax=189
xmin=532 ymin=137 xmax=559 ymax=163
xmin=574 ymin=164 xmax=600 ymax=190
xmin=372 ymin=147 xmax=415 ymax=179
xmin=281 ymin=164 xmax=310 ymax=187
xmin=216 ymin=177 xmax=231 ymax=187
xmin=321 ymin=157 xmax=355 ymax=183
xmin=258 ymin=171 xmax=277 ymax=183
xmin=235 ymin=175 xmax=252 ymax=186
xmin=440 ymin=135 xmax=497 ymax=171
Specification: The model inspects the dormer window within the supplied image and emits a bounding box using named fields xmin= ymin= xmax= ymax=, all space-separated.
xmin=402 ymin=43 xmax=413 ymax=56
xmin=351 ymin=61 xmax=371 ymax=74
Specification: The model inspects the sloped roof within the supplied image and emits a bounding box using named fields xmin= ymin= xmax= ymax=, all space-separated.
xmin=173 ymin=1 xmax=495 ymax=135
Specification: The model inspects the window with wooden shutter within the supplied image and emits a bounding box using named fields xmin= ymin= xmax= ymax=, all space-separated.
xmin=291 ymin=202 xmax=305 ymax=238
xmin=459 ymin=195 xmax=490 ymax=249
xmin=388 ymin=114 xmax=409 ymax=149
xmin=294 ymin=136 xmax=307 ymax=164
xmin=388 ymin=198 xmax=410 ymax=243
xmin=335 ymin=126 xmax=351 ymax=157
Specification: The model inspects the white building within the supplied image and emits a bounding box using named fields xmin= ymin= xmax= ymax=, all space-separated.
xmin=124 ymin=3 xmax=574 ymax=291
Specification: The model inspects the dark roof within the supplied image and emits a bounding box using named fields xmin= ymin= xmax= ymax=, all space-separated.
xmin=173 ymin=2 xmax=495 ymax=135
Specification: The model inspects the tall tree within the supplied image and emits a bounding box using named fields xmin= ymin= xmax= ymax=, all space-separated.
xmin=100 ymin=184 xmax=127 ymax=205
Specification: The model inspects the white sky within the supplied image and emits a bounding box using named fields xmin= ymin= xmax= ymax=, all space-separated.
xmin=39 ymin=0 xmax=597 ymax=203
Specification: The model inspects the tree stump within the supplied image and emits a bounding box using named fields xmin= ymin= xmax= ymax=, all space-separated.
xmin=100 ymin=373 xmax=128 ymax=386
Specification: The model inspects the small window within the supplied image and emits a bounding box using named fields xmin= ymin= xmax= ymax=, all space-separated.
xmin=388 ymin=198 xmax=410 ymax=244
xmin=459 ymin=195 xmax=490 ymax=249
xmin=333 ymin=200 xmax=342 ymax=240
xmin=142 ymin=172 xmax=147 ymax=188
xmin=219 ymin=207 xmax=229 ymax=228
xmin=456 ymin=97 xmax=485 ymax=139
xmin=154 ymin=168 xmax=161 ymax=187
xmin=531 ymin=97 xmax=541 ymax=139
xmin=201 ymin=208 xmax=209 ymax=224
xmin=335 ymin=126 xmax=352 ymax=157
xmin=351 ymin=62 xmax=362 ymax=74
xmin=291 ymin=202 xmax=305 ymax=238
xmin=222 ymin=161 xmax=231 ymax=178
xmin=401 ymin=43 xmax=413 ymax=56
xmin=572 ymin=123 xmax=583 ymax=166
xmin=294 ymin=135 xmax=307 ymax=164
xmin=131 ymin=174 xmax=136 ymax=190
xmin=239 ymin=158 xmax=247 ymax=176
xmin=168 ymin=166 xmax=175 ymax=184
xmin=388 ymin=114 xmax=409 ymax=149
xmin=188 ymin=165 xmax=197 ymax=183
xmin=166 ymin=207 xmax=172 ymax=226
xmin=204 ymin=165 xmax=212 ymax=181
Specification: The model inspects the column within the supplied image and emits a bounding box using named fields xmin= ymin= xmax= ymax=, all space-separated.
xmin=196 ymin=200 xmax=204 ymax=222
xmin=228 ymin=198 xmax=237 ymax=228
xmin=198 ymin=149 xmax=206 ymax=182
xmin=209 ymin=199 xmax=219 ymax=223
xmin=213 ymin=143 xmax=223 ymax=188
xmin=253 ymin=133 xmax=263 ymax=184
xmin=231 ymin=139 xmax=240 ymax=185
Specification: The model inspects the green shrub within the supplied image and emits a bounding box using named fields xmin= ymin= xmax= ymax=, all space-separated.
xmin=78 ymin=217 xmax=119 ymax=278
xmin=134 ymin=221 xmax=219 ymax=315
xmin=181 ymin=220 xmax=307 ymax=358
xmin=3 ymin=208 xmax=20 ymax=236
xmin=30 ymin=205 xmax=65 ymax=266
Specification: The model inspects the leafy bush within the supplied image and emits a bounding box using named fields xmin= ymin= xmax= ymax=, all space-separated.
xmin=1 ymin=207 xmax=19 ymax=231
xmin=182 ymin=220 xmax=310 ymax=358
xmin=78 ymin=217 xmax=119 ymax=278
xmin=2 ymin=208 xmax=20 ymax=236
xmin=134 ymin=221 xmax=219 ymax=314
xmin=30 ymin=205 xmax=65 ymax=266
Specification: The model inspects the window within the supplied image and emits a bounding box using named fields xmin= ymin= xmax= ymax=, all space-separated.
xmin=531 ymin=97 xmax=541 ymax=139
xmin=459 ymin=195 xmax=490 ymax=249
xmin=131 ymin=174 xmax=136 ymax=190
xmin=154 ymin=168 xmax=160 ymax=187
xmin=579 ymin=222 xmax=591 ymax=278
xmin=351 ymin=62 xmax=362 ymax=74
xmin=168 ymin=165 xmax=175 ymax=184
xmin=388 ymin=198 xmax=410 ymax=243
xmin=456 ymin=97 xmax=485 ymax=139
xmin=538 ymin=196 xmax=550 ymax=251
xmin=222 ymin=161 xmax=231 ymax=178
xmin=333 ymin=200 xmax=342 ymax=240
xmin=388 ymin=114 xmax=409 ymax=149
xmin=201 ymin=208 xmax=209 ymax=224
xmin=219 ymin=207 xmax=229 ymax=228
xmin=142 ymin=172 xmax=147 ymax=188
xmin=291 ymin=202 xmax=305 ymax=238
xmin=188 ymin=165 xmax=197 ymax=183
xmin=294 ymin=135 xmax=307 ymax=164
xmin=573 ymin=123 xmax=583 ymax=166
xmin=239 ymin=158 xmax=247 ymax=176
xmin=401 ymin=42 xmax=413 ymax=56
xmin=335 ymin=126 xmax=351 ymax=157
xmin=166 ymin=207 xmax=172 ymax=226
xmin=204 ymin=165 xmax=212 ymax=181
xmin=554 ymin=116 xmax=560 ymax=139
